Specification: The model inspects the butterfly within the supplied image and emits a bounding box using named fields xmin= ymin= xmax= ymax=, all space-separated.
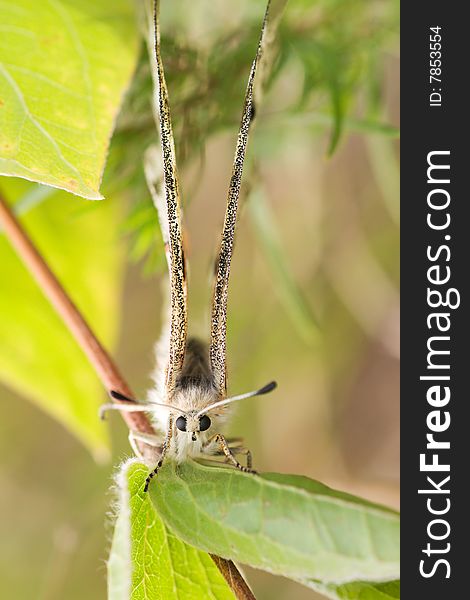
xmin=100 ymin=0 xmax=277 ymax=492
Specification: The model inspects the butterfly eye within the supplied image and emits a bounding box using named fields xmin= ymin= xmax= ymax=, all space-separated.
xmin=199 ymin=415 xmax=211 ymax=432
xmin=175 ymin=416 xmax=187 ymax=431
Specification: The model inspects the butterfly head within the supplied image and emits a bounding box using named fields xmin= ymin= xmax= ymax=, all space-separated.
xmin=175 ymin=411 xmax=212 ymax=441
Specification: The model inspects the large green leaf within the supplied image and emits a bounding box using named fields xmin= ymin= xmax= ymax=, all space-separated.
xmin=149 ymin=461 xmax=399 ymax=585
xmin=0 ymin=180 xmax=125 ymax=457
xmin=108 ymin=460 xmax=235 ymax=600
xmin=0 ymin=0 xmax=139 ymax=199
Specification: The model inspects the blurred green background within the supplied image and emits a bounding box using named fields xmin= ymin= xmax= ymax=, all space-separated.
xmin=0 ymin=0 xmax=399 ymax=598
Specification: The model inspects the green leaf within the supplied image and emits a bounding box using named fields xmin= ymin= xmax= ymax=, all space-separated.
xmin=108 ymin=499 xmax=132 ymax=600
xmin=149 ymin=460 xmax=399 ymax=585
xmin=303 ymin=579 xmax=400 ymax=600
xmin=108 ymin=460 xmax=235 ymax=600
xmin=0 ymin=180 xmax=125 ymax=458
xmin=0 ymin=0 xmax=139 ymax=199
xmin=327 ymin=80 xmax=346 ymax=156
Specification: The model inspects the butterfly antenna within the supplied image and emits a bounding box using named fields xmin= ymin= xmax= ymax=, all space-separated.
xmin=100 ymin=390 xmax=188 ymax=420
xmin=109 ymin=390 xmax=137 ymax=403
xmin=196 ymin=381 xmax=277 ymax=417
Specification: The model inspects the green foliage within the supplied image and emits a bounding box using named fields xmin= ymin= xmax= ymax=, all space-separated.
xmin=148 ymin=460 xmax=399 ymax=587
xmin=280 ymin=0 xmax=398 ymax=155
xmin=109 ymin=461 xmax=235 ymax=600
xmin=0 ymin=179 xmax=126 ymax=457
xmin=0 ymin=0 xmax=139 ymax=199
xmin=109 ymin=0 xmax=398 ymax=272
xmin=107 ymin=460 xmax=401 ymax=598
xmin=304 ymin=579 xmax=400 ymax=600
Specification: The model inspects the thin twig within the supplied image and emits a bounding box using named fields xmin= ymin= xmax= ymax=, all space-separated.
xmin=0 ymin=192 xmax=154 ymax=447
xmin=0 ymin=191 xmax=254 ymax=599
xmin=210 ymin=555 xmax=256 ymax=600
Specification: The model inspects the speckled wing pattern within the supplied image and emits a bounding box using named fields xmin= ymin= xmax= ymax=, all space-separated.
xmin=210 ymin=3 xmax=271 ymax=396
xmin=152 ymin=0 xmax=187 ymax=397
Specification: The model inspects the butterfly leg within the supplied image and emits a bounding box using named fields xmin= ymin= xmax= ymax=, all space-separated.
xmin=225 ymin=436 xmax=244 ymax=446
xmin=128 ymin=430 xmax=162 ymax=460
xmin=204 ymin=433 xmax=256 ymax=474
xmin=212 ymin=441 xmax=253 ymax=470
xmin=144 ymin=415 xmax=174 ymax=492
xmin=229 ymin=446 xmax=253 ymax=470
xmin=212 ymin=436 xmax=253 ymax=468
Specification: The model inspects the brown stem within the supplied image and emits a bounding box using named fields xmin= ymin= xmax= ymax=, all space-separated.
xmin=0 ymin=192 xmax=154 ymax=446
xmin=210 ymin=556 xmax=256 ymax=600
xmin=0 ymin=191 xmax=253 ymax=599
